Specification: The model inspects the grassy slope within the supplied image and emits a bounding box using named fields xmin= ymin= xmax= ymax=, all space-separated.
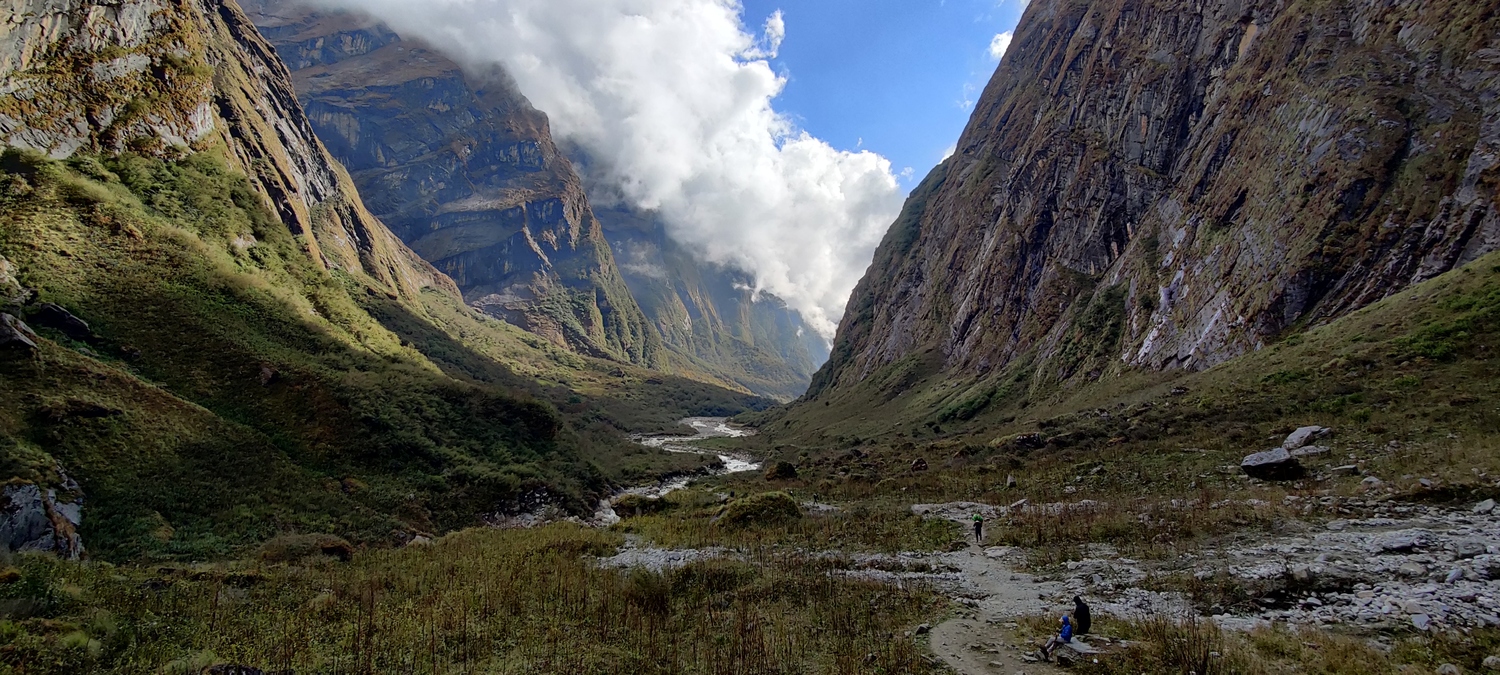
xmin=0 ymin=149 xmax=764 ymax=562
xmin=761 ymin=250 xmax=1500 ymax=478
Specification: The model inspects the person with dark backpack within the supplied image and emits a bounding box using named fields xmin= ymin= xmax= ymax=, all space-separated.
xmin=1073 ymin=595 xmax=1092 ymax=635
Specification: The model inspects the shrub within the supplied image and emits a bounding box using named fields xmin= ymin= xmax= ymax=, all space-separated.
xmin=257 ymin=534 xmax=355 ymax=563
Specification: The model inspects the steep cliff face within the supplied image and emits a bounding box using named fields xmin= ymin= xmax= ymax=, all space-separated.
xmin=0 ymin=0 xmax=655 ymax=560
xmin=811 ymin=0 xmax=1500 ymax=399
xmin=243 ymin=0 xmax=661 ymax=365
xmin=599 ymin=206 xmax=828 ymax=400
xmin=0 ymin=0 xmax=455 ymax=301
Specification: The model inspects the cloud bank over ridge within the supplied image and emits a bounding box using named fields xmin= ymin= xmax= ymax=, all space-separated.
xmin=313 ymin=0 xmax=904 ymax=338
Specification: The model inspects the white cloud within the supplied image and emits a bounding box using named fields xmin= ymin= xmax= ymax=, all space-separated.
xmin=311 ymin=0 xmax=902 ymax=338
xmin=988 ymin=31 xmax=1013 ymax=60
xmin=940 ymin=144 xmax=956 ymax=161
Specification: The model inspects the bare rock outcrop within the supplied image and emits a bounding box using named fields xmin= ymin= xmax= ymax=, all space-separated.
xmin=0 ymin=0 xmax=457 ymax=303
xmin=808 ymin=0 xmax=1500 ymax=398
xmin=0 ymin=480 xmax=84 ymax=559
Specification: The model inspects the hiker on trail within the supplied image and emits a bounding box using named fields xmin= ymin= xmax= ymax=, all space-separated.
xmin=972 ymin=513 xmax=983 ymax=543
xmin=1039 ymin=613 xmax=1073 ymax=662
xmin=1073 ymin=595 xmax=1092 ymax=635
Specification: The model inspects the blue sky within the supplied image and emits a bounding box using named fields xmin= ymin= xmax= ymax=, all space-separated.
xmin=742 ymin=0 xmax=1027 ymax=186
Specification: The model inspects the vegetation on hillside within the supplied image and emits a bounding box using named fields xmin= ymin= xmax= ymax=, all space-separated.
xmin=0 ymin=148 xmax=764 ymax=562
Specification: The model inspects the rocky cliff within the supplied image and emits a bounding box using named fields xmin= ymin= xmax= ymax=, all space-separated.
xmin=599 ymin=206 xmax=828 ymax=400
xmin=0 ymin=0 xmax=722 ymax=560
xmin=244 ymin=0 xmax=827 ymax=397
xmin=810 ymin=0 xmax=1500 ymax=400
xmin=0 ymin=0 xmax=455 ymax=301
xmin=243 ymin=0 xmax=661 ymax=365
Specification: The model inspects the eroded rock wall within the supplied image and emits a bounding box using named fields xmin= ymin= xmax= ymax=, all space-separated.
xmin=812 ymin=0 xmax=1500 ymax=397
xmin=244 ymin=0 xmax=661 ymax=365
xmin=0 ymin=0 xmax=456 ymax=301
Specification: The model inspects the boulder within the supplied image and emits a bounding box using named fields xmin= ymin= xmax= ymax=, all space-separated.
xmin=1475 ymin=499 xmax=1497 ymax=515
xmin=1412 ymin=614 xmax=1432 ymax=631
xmin=1290 ymin=445 xmax=1330 ymax=458
xmin=1482 ymin=655 xmax=1499 ymax=670
xmin=764 ymin=461 xmax=798 ymax=481
xmin=0 ymin=313 xmax=38 ymax=353
xmin=28 ymin=303 xmax=95 ymax=342
xmin=1377 ymin=530 xmax=1432 ymax=553
xmin=1241 ymin=448 xmax=1305 ymax=480
xmin=717 ymin=492 xmax=801 ymax=529
xmin=910 ymin=458 xmax=929 ymax=472
xmin=1455 ymin=539 xmax=1488 ymax=559
xmin=0 ymin=255 xmax=28 ymax=308
xmin=1283 ymin=426 xmax=1330 ymax=450
xmin=0 ymin=483 xmax=84 ymax=559
xmin=1436 ymin=664 xmax=1459 ymax=675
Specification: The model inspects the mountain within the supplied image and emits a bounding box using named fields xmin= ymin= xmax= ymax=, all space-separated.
xmin=804 ymin=0 xmax=1500 ymax=409
xmin=242 ymin=0 xmax=827 ymax=400
xmin=0 ymin=0 xmax=760 ymax=561
xmin=598 ymin=205 xmax=828 ymax=401
xmin=241 ymin=0 xmax=661 ymax=366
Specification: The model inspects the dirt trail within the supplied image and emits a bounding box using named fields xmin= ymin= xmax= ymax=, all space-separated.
xmin=925 ymin=542 xmax=1071 ymax=675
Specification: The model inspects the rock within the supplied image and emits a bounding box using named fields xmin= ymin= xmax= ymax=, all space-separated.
xmin=1436 ymin=664 xmax=1460 ymax=675
xmin=1399 ymin=562 xmax=1428 ymax=577
xmin=1446 ymin=568 xmax=1464 ymax=584
xmin=1481 ymin=655 xmax=1499 ymax=670
xmin=1361 ymin=476 xmax=1385 ymax=491
xmin=717 ymin=492 xmax=801 ymax=528
xmin=1006 ymin=474 xmax=1017 ymax=488
xmin=915 ymin=623 xmax=931 ymax=635
xmin=1283 ymin=426 xmax=1331 ymax=450
xmin=910 ymin=458 xmax=929 ymax=473
xmin=406 ymin=535 xmax=432 ymax=547
xmin=1475 ymin=499 xmax=1497 ymax=515
xmin=0 ymin=483 xmax=84 ymax=559
xmin=1326 ymin=519 xmax=1349 ymax=531
xmin=764 ymin=461 xmax=798 ymax=481
xmin=0 ymin=313 xmax=38 ymax=353
xmin=28 ymin=303 xmax=95 ymax=342
xmin=1329 ymin=465 xmax=1360 ymax=477
xmin=1377 ymin=530 xmax=1431 ymax=553
xmin=1290 ymin=445 xmax=1330 ymax=458
xmin=1456 ymin=540 xmax=1488 ymax=559
xmin=1241 ymin=448 xmax=1305 ymax=481
xmin=1412 ymin=614 xmax=1432 ymax=631
xmin=205 ymin=666 xmax=284 ymax=675
xmin=0 ymin=255 xmax=29 ymax=308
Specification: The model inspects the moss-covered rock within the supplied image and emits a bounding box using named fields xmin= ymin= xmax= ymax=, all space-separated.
xmin=716 ymin=492 xmax=801 ymax=529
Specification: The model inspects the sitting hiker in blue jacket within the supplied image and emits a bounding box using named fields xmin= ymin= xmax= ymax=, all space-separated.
xmin=1039 ymin=613 xmax=1072 ymax=661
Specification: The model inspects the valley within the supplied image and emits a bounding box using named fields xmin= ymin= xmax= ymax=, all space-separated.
xmin=2 ymin=0 xmax=1500 ymax=673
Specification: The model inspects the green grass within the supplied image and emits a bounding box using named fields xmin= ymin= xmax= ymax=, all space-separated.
xmin=0 ymin=148 xmax=764 ymax=562
xmin=0 ymin=526 xmax=943 ymax=674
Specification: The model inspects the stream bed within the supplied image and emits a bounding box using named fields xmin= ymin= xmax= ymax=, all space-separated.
xmin=591 ymin=417 xmax=760 ymax=524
